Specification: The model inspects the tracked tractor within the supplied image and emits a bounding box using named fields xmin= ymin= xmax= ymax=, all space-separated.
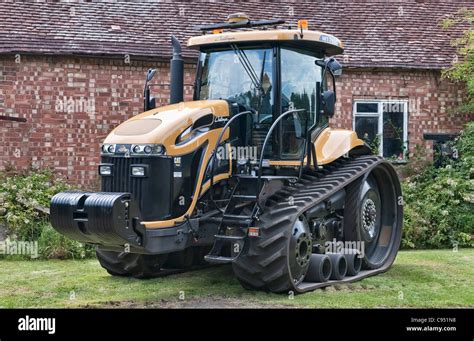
xmin=50 ymin=15 xmax=403 ymax=293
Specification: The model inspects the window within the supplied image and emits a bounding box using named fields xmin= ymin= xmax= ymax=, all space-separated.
xmin=281 ymin=48 xmax=322 ymax=125
xmin=280 ymin=48 xmax=323 ymax=158
xmin=353 ymin=100 xmax=408 ymax=161
xmin=198 ymin=48 xmax=274 ymax=121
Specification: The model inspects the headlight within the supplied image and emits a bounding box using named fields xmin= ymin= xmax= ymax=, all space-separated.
xmin=99 ymin=164 xmax=112 ymax=176
xmin=101 ymin=144 xmax=116 ymax=155
xmin=131 ymin=165 xmax=148 ymax=177
xmin=130 ymin=144 xmax=165 ymax=156
xmin=132 ymin=145 xmax=141 ymax=153
xmin=144 ymin=145 xmax=152 ymax=154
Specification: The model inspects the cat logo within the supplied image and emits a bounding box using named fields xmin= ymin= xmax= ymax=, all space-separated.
xmin=117 ymin=145 xmax=130 ymax=157
xmin=117 ymin=145 xmax=129 ymax=154
xmin=174 ymin=157 xmax=181 ymax=167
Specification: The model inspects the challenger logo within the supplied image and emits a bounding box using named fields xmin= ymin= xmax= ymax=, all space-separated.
xmin=214 ymin=116 xmax=229 ymax=123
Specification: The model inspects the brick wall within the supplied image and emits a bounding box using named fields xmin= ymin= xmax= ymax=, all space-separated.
xmin=0 ymin=55 xmax=195 ymax=189
xmin=333 ymin=68 xmax=470 ymax=160
xmin=0 ymin=55 xmax=471 ymax=188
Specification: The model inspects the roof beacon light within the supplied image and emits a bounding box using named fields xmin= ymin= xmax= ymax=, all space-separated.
xmin=297 ymin=19 xmax=308 ymax=38
xmin=212 ymin=29 xmax=223 ymax=34
xmin=297 ymin=19 xmax=308 ymax=30
xmin=227 ymin=13 xmax=250 ymax=24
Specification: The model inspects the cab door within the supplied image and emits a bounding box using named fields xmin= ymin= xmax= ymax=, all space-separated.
xmin=278 ymin=47 xmax=324 ymax=160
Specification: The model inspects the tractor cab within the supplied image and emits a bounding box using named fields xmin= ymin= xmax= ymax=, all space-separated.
xmin=188 ymin=14 xmax=344 ymax=164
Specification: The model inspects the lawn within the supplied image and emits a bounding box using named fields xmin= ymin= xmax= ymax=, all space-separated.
xmin=0 ymin=249 xmax=472 ymax=308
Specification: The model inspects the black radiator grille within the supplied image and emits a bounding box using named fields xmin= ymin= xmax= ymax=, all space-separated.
xmin=102 ymin=157 xmax=141 ymax=200
xmin=100 ymin=156 xmax=173 ymax=221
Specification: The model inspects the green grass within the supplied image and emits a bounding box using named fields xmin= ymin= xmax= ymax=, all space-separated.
xmin=0 ymin=249 xmax=473 ymax=308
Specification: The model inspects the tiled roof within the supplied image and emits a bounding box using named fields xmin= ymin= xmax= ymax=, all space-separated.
xmin=0 ymin=1 xmax=472 ymax=69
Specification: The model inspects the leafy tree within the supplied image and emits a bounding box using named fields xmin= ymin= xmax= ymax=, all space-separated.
xmin=442 ymin=9 xmax=474 ymax=113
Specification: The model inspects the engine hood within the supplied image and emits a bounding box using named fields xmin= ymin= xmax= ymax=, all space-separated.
xmin=103 ymin=100 xmax=230 ymax=155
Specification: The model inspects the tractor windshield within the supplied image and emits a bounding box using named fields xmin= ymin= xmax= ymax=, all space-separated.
xmin=198 ymin=48 xmax=274 ymax=122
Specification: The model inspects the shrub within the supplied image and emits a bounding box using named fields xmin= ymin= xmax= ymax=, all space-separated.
xmin=38 ymin=221 xmax=93 ymax=259
xmin=0 ymin=169 xmax=94 ymax=259
xmin=402 ymin=122 xmax=474 ymax=249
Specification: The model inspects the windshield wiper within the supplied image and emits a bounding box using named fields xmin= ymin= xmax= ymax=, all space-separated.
xmin=231 ymin=44 xmax=264 ymax=95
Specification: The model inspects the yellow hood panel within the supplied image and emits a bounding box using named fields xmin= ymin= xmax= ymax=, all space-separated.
xmin=103 ymin=100 xmax=229 ymax=155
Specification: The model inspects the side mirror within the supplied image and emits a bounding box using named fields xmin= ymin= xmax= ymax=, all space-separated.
xmin=146 ymin=68 xmax=157 ymax=83
xmin=327 ymin=58 xmax=342 ymax=77
xmin=149 ymin=97 xmax=156 ymax=110
xmin=322 ymin=90 xmax=335 ymax=117
xmin=315 ymin=58 xmax=343 ymax=77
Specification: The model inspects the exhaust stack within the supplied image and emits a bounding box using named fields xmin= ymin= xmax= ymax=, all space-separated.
xmin=170 ymin=35 xmax=184 ymax=104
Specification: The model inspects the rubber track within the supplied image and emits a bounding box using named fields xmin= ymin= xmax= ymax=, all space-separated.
xmin=96 ymin=249 xmax=215 ymax=279
xmin=233 ymin=155 xmax=397 ymax=293
xmin=99 ymin=255 xmax=215 ymax=278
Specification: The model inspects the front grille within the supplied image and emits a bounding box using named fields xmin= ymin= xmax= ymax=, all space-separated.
xmin=101 ymin=156 xmax=173 ymax=221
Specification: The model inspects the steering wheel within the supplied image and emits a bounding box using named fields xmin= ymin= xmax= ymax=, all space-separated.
xmin=225 ymin=97 xmax=257 ymax=120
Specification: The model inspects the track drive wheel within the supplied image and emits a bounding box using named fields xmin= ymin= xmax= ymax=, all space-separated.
xmin=233 ymin=214 xmax=312 ymax=293
xmin=96 ymin=249 xmax=168 ymax=278
xmin=344 ymin=162 xmax=403 ymax=270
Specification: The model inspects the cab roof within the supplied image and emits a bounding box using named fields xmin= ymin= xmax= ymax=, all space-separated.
xmin=188 ymin=29 xmax=344 ymax=56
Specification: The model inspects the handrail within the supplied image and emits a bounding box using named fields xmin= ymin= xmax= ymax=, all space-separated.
xmin=207 ymin=111 xmax=253 ymax=213
xmin=257 ymin=109 xmax=306 ymax=204
xmin=256 ymin=108 xmax=307 ymax=205
xmin=299 ymin=113 xmax=310 ymax=179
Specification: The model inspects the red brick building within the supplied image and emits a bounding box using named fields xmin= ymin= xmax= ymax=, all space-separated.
xmin=0 ymin=2 xmax=472 ymax=188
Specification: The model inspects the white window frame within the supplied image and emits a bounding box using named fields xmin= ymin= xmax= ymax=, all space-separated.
xmin=352 ymin=100 xmax=408 ymax=160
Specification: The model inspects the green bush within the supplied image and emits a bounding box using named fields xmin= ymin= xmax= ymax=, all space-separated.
xmin=38 ymin=221 xmax=92 ymax=259
xmin=402 ymin=122 xmax=474 ymax=249
xmin=0 ymin=169 xmax=94 ymax=259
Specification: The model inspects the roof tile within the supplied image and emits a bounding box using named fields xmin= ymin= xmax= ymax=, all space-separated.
xmin=0 ymin=1 xmax=471 ymax=69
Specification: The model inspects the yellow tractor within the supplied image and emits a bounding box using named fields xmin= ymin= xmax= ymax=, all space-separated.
xmin=51 ymin=14 xmax=403 ymax=293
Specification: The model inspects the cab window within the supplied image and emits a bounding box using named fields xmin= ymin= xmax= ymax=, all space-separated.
xmin=280 ymin=48 xmax=323 ymax=158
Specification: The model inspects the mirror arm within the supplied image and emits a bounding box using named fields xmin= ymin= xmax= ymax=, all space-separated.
xmin=331 ymin=70 xmax=337 ymax=103
xmin=144 ymin=84 xmax=150 ymax=111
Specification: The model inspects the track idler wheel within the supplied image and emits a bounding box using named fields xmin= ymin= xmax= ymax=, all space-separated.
xmin=306 ymin=254 xmax=332 ymax=283
xmin=289 ymin=216 xmax=313 ymax=284
xmin=342 ymin=249 xmax=362 ymax=276
xmin=327 ymin=253 xmax=347 ymax=280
